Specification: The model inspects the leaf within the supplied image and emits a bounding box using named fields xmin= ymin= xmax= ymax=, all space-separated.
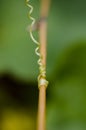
xmin=47 ymin=43 xmax=86 ymax=130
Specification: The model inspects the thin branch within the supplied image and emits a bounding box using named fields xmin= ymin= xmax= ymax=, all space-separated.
xmin=37 ymin=0 xmax=51 ymax=130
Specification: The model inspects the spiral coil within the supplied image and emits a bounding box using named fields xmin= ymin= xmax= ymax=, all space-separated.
xmin=26 ymin=0 xmax=48 ymax=88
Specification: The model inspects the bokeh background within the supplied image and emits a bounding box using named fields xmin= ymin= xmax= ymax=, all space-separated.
xmin=0 ymin=0 xmax=86 ymax=130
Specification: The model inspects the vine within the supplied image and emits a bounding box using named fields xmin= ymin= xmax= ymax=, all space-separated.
xmin=26 ymin=0 xmax=48 ymax=89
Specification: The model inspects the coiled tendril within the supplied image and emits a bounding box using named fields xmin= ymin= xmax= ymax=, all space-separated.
xmin=26 ymin=0 xmax=48 ymax=88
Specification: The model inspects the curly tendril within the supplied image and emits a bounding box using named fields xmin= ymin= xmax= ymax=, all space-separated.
xmin=26 ymin=0 xmax=48 ymax=88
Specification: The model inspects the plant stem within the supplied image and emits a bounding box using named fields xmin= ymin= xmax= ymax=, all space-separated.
xmin=37 ymin=0 xmax=51 ymax=130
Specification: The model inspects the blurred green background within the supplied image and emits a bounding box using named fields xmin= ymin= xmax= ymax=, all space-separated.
xmin=0 ymin=0 xmax=86 ymax=130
